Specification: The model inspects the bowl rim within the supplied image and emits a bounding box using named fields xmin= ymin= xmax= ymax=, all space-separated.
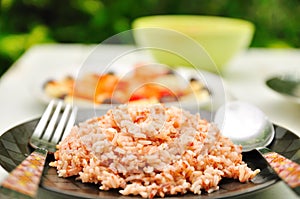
xmin=132 ymin=15 xmax=255 ymax=34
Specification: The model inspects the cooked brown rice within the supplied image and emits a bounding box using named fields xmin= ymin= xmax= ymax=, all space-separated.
xmin=50 ymin=104 xmax=260 ymax=198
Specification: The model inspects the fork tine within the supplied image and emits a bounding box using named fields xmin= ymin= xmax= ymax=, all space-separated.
xmin=32 ymin=100 xmax=56 ymax=139
xmin=42 ymin=100 xmax=63 ymax=141
xmin=51 ymin=103 xmax=72 ymax=143
xmin=61 ymin=106 xmax=78 ymax=141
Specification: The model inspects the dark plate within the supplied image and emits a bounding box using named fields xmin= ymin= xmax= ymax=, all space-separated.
xmin=0 ymin=109 xmax=299 ymax=199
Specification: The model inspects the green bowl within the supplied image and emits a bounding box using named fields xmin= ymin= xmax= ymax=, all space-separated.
xmin=132 ymin=15 xmax=255 ymax=74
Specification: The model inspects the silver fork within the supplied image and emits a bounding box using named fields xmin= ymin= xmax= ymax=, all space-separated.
xmin=0 ymin=100 xmax=78 ymax=198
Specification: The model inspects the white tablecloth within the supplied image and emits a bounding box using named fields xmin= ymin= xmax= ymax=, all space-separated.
xmin=0 ymin=44 xmax=299 ymax=199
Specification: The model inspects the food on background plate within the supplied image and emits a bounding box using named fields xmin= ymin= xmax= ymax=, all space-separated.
xmin=50 ymin=104 xmax=260 ymax=198
xmin=43 ymin=64 xmax=209 ymax=105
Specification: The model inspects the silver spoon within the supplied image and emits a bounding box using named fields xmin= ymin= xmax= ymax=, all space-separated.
xmin=266 ymin=73 xmax=300 ymax=103
xmin=214 ymin=101 xmax=300 ymax=195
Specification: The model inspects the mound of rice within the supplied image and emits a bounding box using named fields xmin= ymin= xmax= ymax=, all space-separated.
xmin=50 ymin=104 xmax=259 ymax=198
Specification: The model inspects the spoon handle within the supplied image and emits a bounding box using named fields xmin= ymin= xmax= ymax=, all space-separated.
xmin=0 ymin=148 xmax=48 ymax=198
xmin=258 ymin=147 xmax=300 ymax=195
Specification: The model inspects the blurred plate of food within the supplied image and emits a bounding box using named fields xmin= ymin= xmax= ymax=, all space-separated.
xmin=34 ymin=63 xmax=223 ymax=110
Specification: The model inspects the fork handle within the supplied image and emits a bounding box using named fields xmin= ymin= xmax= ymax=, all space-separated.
xmin=0 ymin=148 xmax=48 ymax=198
xmin=258 ymin=148 xmax=300 ymax=195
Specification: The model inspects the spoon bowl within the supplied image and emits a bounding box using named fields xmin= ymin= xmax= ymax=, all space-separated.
xmin=214 ymin=101 xmax=275 ymax=152
xmin=266 ymin=73 xmax=300 ymax=103
xmin=214 ymin=101 xmax=300 ymax=194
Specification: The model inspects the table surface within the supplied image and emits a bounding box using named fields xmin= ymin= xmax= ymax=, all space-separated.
xmin=0 ymin=44 xmax=299 ymax=199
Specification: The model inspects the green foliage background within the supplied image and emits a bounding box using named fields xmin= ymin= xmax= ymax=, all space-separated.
xmin=0 ymin=0 xmax=299 ymax=76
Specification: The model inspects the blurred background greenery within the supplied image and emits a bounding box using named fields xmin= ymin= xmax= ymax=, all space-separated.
xmin=0 ymin=0 xmax=299 ymax=77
